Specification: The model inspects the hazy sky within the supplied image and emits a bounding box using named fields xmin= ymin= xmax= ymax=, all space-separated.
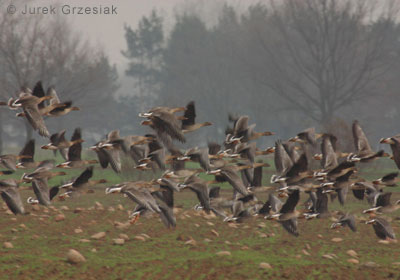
xmin=7 ymin=0 xmax=261 ymax=95
xmin=9 ymin=0 xmax=259 ymax=63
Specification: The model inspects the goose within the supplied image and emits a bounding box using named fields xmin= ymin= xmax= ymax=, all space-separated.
xmin=139 ymin=106 xmax=186 ymax=143
xmin=27 ymin=178 xmax=60 ymax=206
xmin=59 ymin=166 xmax=107 ymax=198
xmin=266 ymin=188 xmax=301 ymax=237
xmin=0 ymin=179 xmax=26 ymax=215
xmin=12 ymin=82 xmax=53 ymax=137
xmin=56 ymin=128 xmax=98 ymax=168
xmin=348 ymin=120 xmax=385 ymax=162
xmin=366 ymin=218 xmax=396 ymax=241
xmin=330 ymin=213 xmax=357 ymax=232
xmin=380 ymin=135 xmax=400 ymax=169
xmin=41 ymin=129 xmax=84 ymax=160
xmin=181 ymin=101 xmax=212 ymax=133
xmin=15 ymin=139 xmax=38 ymax=169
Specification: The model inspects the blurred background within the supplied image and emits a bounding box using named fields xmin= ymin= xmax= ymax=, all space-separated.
xmin=0 ymin=0 xmax=399 ymax=154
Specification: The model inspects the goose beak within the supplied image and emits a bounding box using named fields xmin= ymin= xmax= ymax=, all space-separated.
xmin=206 ymin=169 xmax=221 ymax=175
xmin=265 ymin=147 xmax=275 ymax=154
xmin=313 ymin=154 xmax=322 ymax=160
xmin=177 ymin=156 xmax=190 ymax=161
xmin=27 ymin=197 xmax=39 ymax=205
xmin=105 ymin=187 xmax=122 ymax=194
xmin=379 ymin=138 xmax=394 ymax=144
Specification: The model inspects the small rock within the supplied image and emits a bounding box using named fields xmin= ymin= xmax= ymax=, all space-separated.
xmin=119 ymin=234 xmax=129 ymax=241
xmin=74 ymin=208 xmax=84 ymax=213
xmin=66 ymin=249 xmax=86 ymax=264
xmin=185 ymin=239 xmax=197 ymax=246
xmin=91 ymin=248 xmax=97 ymax=253
xmin=79 ymin=239 xmax=91 ymax=243
xmin=331 ymin=237 xmax=343 ymax=242
xmin=108 ymin=207 xmax=115 ymax=212
xmin=10 ymin=217 xmax=17 ymax=221
xmin=194 ymin=223 xmax=200 ymax=228
xmin=95 ymin=202 xmax=103 ymax=208
xmin=258 ymin=233 xmax=268 ymax=238
xmin=43 ymin=209 xmax=49 ymax=213
xmin=211 ymin=229 xmax=219 ymax=237
xmin=11 ymin=228 xmax=18 ymax=233
xmin=241 ymin=246 xmax=249 ymax=250
xmin=203 ymin=213 xmax=216 ymax=220
xmin=203 ymin=238 xmax=212 ymax=243
xmin=362 ymin=261 xmax=378 ymax=268
xmin=225 ymin=240 xmax=231 ymax=245
xmin=55 ymin=214 xmax=65 ymax=222
xmin=91 ymin=232 xmax=106 ymax=240
xmin=113 ymin=238 xmax=125 ymax=245
xmin=322 ymin=254 xmax=335 ymax=260
xmin=133 ymin=235 xmax=146 ymax=241
xmin=19 ymin=224 xmax=26 ymax=229
xmin=258 ymin=222 xmax=266 ymax=228
xmin=259 ymin=262 xmax=272 ymax=269
xmin=302 ymin=249 xmax=310 ymax=256
xmin=392 ymin=262 xmax=400 ymax=266
xmin=347 ymin=258 xmax=359 ymax=264
xmin=3 ymin=242 xmax=13 ymax=249
xmin=114 ymin=221 xmax=130 ymax=230
xmin=317 ymin=234 xmax=323 ymax=239
xmin=31 ymin=205 xmax=40 ymax=211
xmin=141 ymin=233 xmax=150 ymax=239
xmin=60 ymin=206 xmax=69 ymax=211
xmin=176 ymin=234 xmax=186 ymax=241
xmin=346 ymin=250 xmax=358 ymax=258
xmin=74 ymin=228 xmax=83 ymax=234
xmin=216 ymin=251 xmax=231 ymax=256
xmin=378 ymin=240 xmax=390 ymax=244
xmin=5 ymin=210 xmax=13 ymax=215
xmin=117 ymin=204 xmax=124 ymax=211
xmin=228 ymin=223 xmax=238 ymax=228
xmin=206 ymin=222 xmax=214 ymax=226
xmin=295 ymin=254 xmax=302 ymax=259
xmin=305 ymin=244 xmax=311 ymax=250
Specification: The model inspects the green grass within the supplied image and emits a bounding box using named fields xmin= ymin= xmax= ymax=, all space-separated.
xmin=1 ymin=154 xmax=400 ymax=279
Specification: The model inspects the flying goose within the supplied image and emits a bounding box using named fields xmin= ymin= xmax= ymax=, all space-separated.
xmin=366 ymin=217 xmax=396 ymax=241
xmin=12 ymin=82 xmax=53 ymax=137
xmin=348 ymin=120 xmax=385 ymax=162
xmin=181 ymin=101 xmax=212 ymax=133
xmin=330 ymin=213 xmax=357 ymax=232
xmin=380 ymin=135 xmax=400 ymax=169
xmin=0 ymin=179 xmax=26 ymax=215
xmin=59 ymin=166 xmax=106 ymax=198
xmin=57 ymin=128 xmax=98 ymax=168
xmin=42 ymin=129 xmax=84 ymax=160
xmin=140 ymin=106 xmax=186 ymax=143
xmin=27 ymin=177 xmax=60 ymax=206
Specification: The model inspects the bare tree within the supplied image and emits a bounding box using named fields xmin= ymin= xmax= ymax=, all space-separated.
xmin=243 ymin=0 xmax=397 ymax=126
xmin=0 ymin=4 xmax=118 ymax=149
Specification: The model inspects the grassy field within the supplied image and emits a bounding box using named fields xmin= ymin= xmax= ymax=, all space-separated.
xmin=0 ymin=155 xmax=400 ymax=279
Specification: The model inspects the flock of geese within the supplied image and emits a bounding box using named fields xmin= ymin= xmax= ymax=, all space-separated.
xmin=1 ymin=81 xmax=400 ymax=242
